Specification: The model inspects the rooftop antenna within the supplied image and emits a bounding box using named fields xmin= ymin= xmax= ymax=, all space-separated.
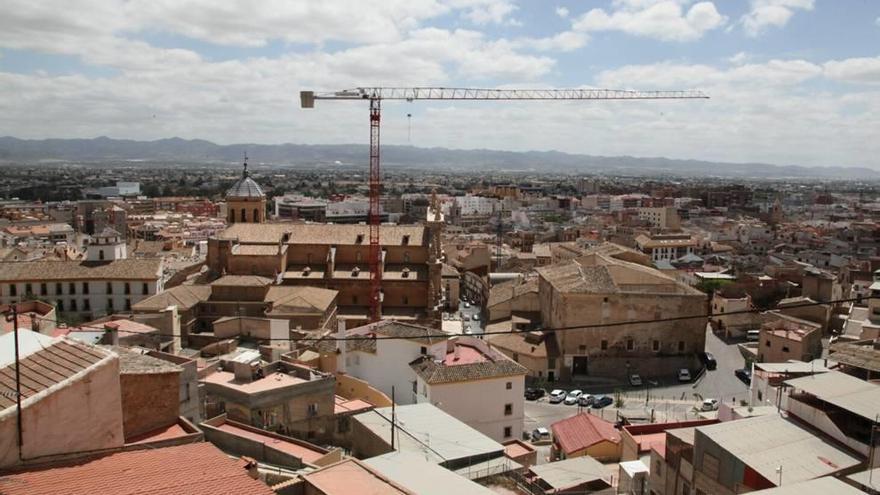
xmin=407 ymin=113 xmax=412 ymax=144
xmin=243 ymin=151 xmax=249 ymax=177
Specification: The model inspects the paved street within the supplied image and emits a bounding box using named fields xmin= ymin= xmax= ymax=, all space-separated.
xmin=523 ymin=325 xmax=751 ymax=454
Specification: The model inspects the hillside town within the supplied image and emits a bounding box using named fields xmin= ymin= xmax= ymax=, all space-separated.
xmin=1 ymin=160 xmax=879 ymax=494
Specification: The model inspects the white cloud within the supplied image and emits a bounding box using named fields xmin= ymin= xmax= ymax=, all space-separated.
xmin=741 ymin=0 xmax=814 ymax=37
xmin=445 ymin=0 xmax=520 ymax=26
xmin=515 ymin=31 xmax=589 ymax=52
xmin=728 ymin=52 xmax=749 ymax=65
xmin=572 ymin=1 xmax=727 ymax=42
xmin=824 ymin=57 xmax=880 ymax=84
xmin=555 ymin=6 xmax=569 ymax=18
xmin=875 ymin=16 xmax=880 ymax=27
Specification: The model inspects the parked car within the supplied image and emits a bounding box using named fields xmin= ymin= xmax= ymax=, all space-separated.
xmin=531 ymin=427 xmax=551 ymax=442
xmin=524 ymin=388 xmax=546 ymax=401
xmin=629 ymin=374 xmax=643 ymax=387
xmin=578 ymin=394 xmax=594 ymax=407
xmin=549 ymin=389 xmax=567 ymax=404
xmin=462 ymin=314 xmax=471 ymax=321
xmin=678 ymin=369 xmax=692 ymax=382
xmin=563 ymin=390 xmax=583 ymax=405
xmin=746 ymin=330 xmax=760 ymax=341
xmin=699 ymin=352 xmax=717 ymax=370
xmin=464 ymin=302 xmax=471 ymax=308
xmin=701 ymin=398 xmax=720 ymax=411
xmin=735 ymin=368 xmax=752 ymax=385
xmin=472 ymin=314 xmax=480 ymax=321
xmin=592 ymin=395 xmax=613 ymax=409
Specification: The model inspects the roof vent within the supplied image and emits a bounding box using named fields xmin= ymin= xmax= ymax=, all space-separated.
xmin=303 ymin=266 xmax=311 ymax=276
xmin=352 ymin=266 xmax=361 ymax=277
xmin=401 ymin=267 xmax=410 ymax=278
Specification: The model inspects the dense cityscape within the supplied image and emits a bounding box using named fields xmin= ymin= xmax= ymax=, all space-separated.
xmin=2 ymin=1 xmax=880 ymax=494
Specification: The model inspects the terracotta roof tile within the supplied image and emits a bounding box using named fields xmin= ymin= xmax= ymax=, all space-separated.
xmin=0 ymin=259 xmax=161 ymax=282
xmin=550 ymin=413 xmax=621 ymax=456
xmin=0 ymin=442 xmax=275 ymax=495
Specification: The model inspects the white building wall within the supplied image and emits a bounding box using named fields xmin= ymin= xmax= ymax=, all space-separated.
xmin=422 ymin=375 xmax=525 ymax=442
xmin=0 ymin=279 xmax=159 ymax=318
xmin=345 ymin=339 xmax=445 ymax=405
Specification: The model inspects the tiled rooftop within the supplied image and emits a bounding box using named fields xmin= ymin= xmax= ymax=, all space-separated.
xmin=0 ymin=442 xmax=275 ymax=495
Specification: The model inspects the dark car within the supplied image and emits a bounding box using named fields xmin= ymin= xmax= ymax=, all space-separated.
xmin=591 ymin=395 xmax=613 ymax=409
xmin=699 ymin=352 xmax=717 ymax=370
xmin=524 ymin=388 xmax=546 ymax=400
xmin=735 ymin=368 xmax=752 ymax=385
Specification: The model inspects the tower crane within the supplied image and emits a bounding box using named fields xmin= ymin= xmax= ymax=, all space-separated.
xmin=300 ymin=87 xmax=708 ymax=322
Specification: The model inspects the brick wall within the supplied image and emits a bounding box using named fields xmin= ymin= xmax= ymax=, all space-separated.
xmin=120 ymin=371 xmax=181 ymax=440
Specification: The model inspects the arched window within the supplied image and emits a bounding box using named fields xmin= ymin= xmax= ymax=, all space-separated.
xmin=240 ymin=208 xmax=246 ymax=222
xmin=253 ymin=208 xmax=259 ymax=222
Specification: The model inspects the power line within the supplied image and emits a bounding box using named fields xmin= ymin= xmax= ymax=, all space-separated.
xmin=49 ymin=294 xmax=868 ymax=343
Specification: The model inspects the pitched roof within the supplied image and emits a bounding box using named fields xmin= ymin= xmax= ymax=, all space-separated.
xmin=0 ymin=259 xmax=162 ymax=281
xmin=536 ymin=253 xmax=703 ymax=296
xmin=410 ymin=343 xmax=527 ymax=385
xmin=784 ymin=370 xmax=880 ymax=421
xmin=131 ymin=284 xmax=211 ymax=312
xmin=829 ymin=341 xmax=880 ymax=373
xmin=101 ymin=346 xmax=181 ymax=374
xmin=351 ymin=320 xmax=449 ymax=343
xmin=300 ymin=458 xmax=413 ymax=495
xmin=265 ymin=286 xmax=337 ymax=313
xmin=210 ymin=275 xmax=273 ymax=287
xmin=487 ymin=278 xmax=538 ymax=308
xmin=529 ymin=456 xmax=609 ymax=490
xmin=550 ymin=412 xmax=621 ymax=455
xmin=219 ymin=222 xmax=427 ymax=246
xmin=0 ymin=442 xmax=275 ymax=495
xmin=0 ymin=332 xmax=114 ymax=411
xmin=695 ymin=414 xmax=860 ymax=485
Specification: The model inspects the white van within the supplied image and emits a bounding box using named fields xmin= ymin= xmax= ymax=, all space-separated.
xmin=746 ymin=330 xmax=760 ymax=341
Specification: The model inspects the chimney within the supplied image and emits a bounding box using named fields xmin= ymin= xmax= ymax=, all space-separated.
xmin=239 ymin=457 xmax=259 ymax=479
xmin=162 ymin=305 xmax=181 ymax=353
xmin=104 ymin=322 xmax=119 ymax=346
xmin=336 ymin=319 xmax=347 ymax=373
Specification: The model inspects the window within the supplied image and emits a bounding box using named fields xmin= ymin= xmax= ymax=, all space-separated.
xmin=106 ymin=282 xmax=112 ymax=294
xmin=9 ymin=284 xmax=16 ymax=297
xmin=240 ymin=208 xmax=246 ymax=222
xmin=253 ymin=208 xmax=259 ymax=222
xmin=25 ymin=283 xmax=32 ymax=295
xmin=601 ymin=340 xmax=608 ymax=350
xmin=69 ymin=282 xmax=75 ymax=294
xmin=125 ymin=299 xmax=131 ymax=311
xmin=142 ymin=282 xmax=148 ymax=294
xmin=765 ymin=340 xmax=771 ymax=347
xmin=678 ymin=341 xmax=685 ymax=352
xmin=603 ymin=297 xmax=609 ymax=303
xmin=124 ymin=282 xmax=130 ymax=295
xmin=506 ymin=381 xmax=512 ymax=390
xmin=352 ymin=295 xmax=358 ymax=304
xmin=107 ymin=299 xmax=114 ymax=310
xmin=83 ymin=299 xmax=90 ymax=310
xmin=652 ymin=340 xmax=660 ymax=352
xmin=307 ymin=403 xmax=318 ymax=417
xmin=403 ymin=296 xmax=409 ymax=305
xmin=57 ymin=300 xmax=64 ymax=312
xmin=626 ymin=338 xmax=634 ymax=351
xmin=782 ymin=346 xmax=790 ymax=353
xmin=420 ymin=346 xmax=427 ymax=355
xmin=99 ymin=249 xmax=105 ymax=261
xmin=503 ymin=426 xmax=512 ymax=438
xmin=71 ymin=299 xmax=78 ymax=311
xmin=56 ymin=283 xmax=62 ymax=294
xmin=578 ymin=344 xmax=586 ymax=353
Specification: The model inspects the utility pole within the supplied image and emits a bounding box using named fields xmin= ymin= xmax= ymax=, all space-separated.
xmin=391 ymin=386 xmax=396 ymax=451
xmin=3 ymin=304 xmax=22 ymax=459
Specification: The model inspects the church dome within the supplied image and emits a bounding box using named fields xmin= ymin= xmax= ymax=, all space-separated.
xmin=226 ymin=160 xmax=265 ymax=199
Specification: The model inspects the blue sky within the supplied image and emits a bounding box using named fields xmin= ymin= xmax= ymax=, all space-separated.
xmin=1 ymin=0 xmax=879 ymax=167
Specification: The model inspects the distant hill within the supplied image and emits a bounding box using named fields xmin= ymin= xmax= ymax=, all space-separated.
xmin=0 ymin=136 xmax=875 ymax=179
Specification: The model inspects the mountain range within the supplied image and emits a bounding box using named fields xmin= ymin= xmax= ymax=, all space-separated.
xmin=0 ymin=136 xmax=875 ymax=179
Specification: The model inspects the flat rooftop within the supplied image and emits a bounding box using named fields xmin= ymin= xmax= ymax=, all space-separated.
xmin=201 ymin=370 xmax=306 ymax=394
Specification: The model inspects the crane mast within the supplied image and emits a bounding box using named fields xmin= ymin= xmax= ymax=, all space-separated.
xmin=300 ymin=86 xmax=708 ymax=322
